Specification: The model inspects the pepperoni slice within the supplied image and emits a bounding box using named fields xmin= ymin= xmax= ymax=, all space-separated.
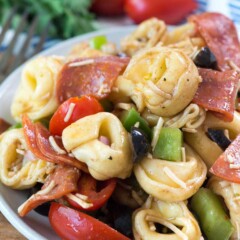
xmin=22 ymin=115 xmax=88 ymax=172
xmin=0 ymin=118 xmax=10 ymax=134
xmin=18 ymin=165 xmax=80 ymax=217
xmin=193 ymin=68 xmax=239 ymax=122
xmin=56 ymin=56 xmax=130 ymax=103
xmin=189 ymin=12 xmax=240 ymax=71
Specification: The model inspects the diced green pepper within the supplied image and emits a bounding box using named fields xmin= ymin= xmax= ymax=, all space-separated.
xmin=89 ymin=35 xmax=107 ymax=50
xmin=153 ymin=127 xmax=182 ymax=161
xmin=121 ymin=108 xmax=152 ymax=140
xmin=8 ymin=122 xmax=22 ymax=130
xmin=190 ymin=188 xmax=234 ymax=240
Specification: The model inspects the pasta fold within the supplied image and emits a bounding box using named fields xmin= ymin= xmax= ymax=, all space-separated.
xmin=11 ymin=56 xmax=63 ymax=121
xmin=208 ymin=177 xmax=240 ymax=240
xmin=134 ymin=144 xmax=207 ymax=202
xmin=62 ymin=112 xmax=133 ymax=180
xmin=133 ymin=197 xmax=202 ymax=240
xmin=0 ymin=129 xmax=54 ymax=189
xmin=119 ymin=47 xmax=201 ymax=117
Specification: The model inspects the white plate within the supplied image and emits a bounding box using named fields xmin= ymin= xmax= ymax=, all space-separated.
xmin=0 ymin=26 xmax=135 ymax=240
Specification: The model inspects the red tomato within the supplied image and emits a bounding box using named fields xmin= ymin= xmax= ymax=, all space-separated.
xmin=125 ymin=0 xmax=197 ymax=24
xmin=210 ymin=134 xmax=240 ymax=183
xmin=49 ymin=203 xmax=130 ymax=240
xmin=49 ymin=96 xmax=103 ymax=136
xmin=91 ymin=0 xmax=125 ymax=16
xmin=66 ymin=173 xmax=116 ymax=211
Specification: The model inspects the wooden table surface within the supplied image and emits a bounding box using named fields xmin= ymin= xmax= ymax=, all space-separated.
xmin=0 ymin=212 xmax=26 ymax=240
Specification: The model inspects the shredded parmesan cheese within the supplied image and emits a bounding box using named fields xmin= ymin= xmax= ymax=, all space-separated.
xmin=48 ymin=136 xmax=66 ymax=154
xmin=115 ymin=103 xmax=134 ymax=111
xmin=144 ymin=195 xmax=153 ymax=209
xmin=230 ymin=163 xmax=240 ymax=169
xmin=228 ymin=60 xmax=240 ymax=72
xmin=16 ymin=149 xmax=25 ymax=155
xmin=132 ymin=190 xmax=144 ymax=206
xmin=147 ymin=81 xmax=172 ymax=99
xmin=147 ymin=153 xmax=153 ymax=159
xmin=182 ymin=128 xmax=197 ymax=133
xmin=66 ymin=193 xmax=93 ymax=209
xmin=146 ymin=215 xmax=188 ymax=240
xmin=149 ymin=221 xmax=156 ymax=231
xmin=163 ymin=167 xmax=187 ymax=189
xmin=181 ymin=147 xmax=186 ymax=162
xmin=151 ymin=117 xmax=164 ymax=150
xmin=134 ymin=122 xmax=140 ymax=128
xmin=64 ymin=103 xmax=76 ymax=122
xmin=68 ymin=153 xmax=74 ymax=158
xmin=69 ymin=59 xmax=95 ymax=67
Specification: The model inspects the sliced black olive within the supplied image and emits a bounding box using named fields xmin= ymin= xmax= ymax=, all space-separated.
xmin=207 ymin=128 xmax=231 ymax=150
xmin=194 ymin=47 xmax=217 ymax=69
xmin=29 ymin=182 xmax=51 ymax=216
xmin=237 ymin=91 xmax=240 ymax=98
xmin=131 ymin=127 xmax=150 ymax=162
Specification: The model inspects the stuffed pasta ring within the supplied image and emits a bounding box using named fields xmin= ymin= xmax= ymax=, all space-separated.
xmin=134 ymin=144 xmax=207 ymax=202
xmin=11 ymin=56 xmax=63 ymax=121
xmin=62 ymin=112 xmax=133 ymax=180
xmin=121 ymin=47 xmax=201 ymax=117
xmin=133 ymin=198 xmax=202 ymax=240
xmin=0 ymin=128 xmax=55 ymax=189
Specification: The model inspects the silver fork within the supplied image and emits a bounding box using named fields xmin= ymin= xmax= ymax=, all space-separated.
xmin=0 ymin=8 xmax=48 ymax=83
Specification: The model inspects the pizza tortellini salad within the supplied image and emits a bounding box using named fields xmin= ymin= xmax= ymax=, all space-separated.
xmin=1 ymin=12 xmax=240 ymax=240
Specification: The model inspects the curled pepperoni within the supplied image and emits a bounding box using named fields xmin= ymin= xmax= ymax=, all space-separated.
xmin=193 ymin=68 xmax=239 ymax=122
xmin=56 ymin=56 xmax=130 ymax=103
xmin=22 ymin=115 xmax=88 ymax=172
xmin=0 ymin=118 xmax=10 ymax=134
xmin=18 ymin=165 xmax=80 ymax=217
xmin=189 ymin=12 xmax=240 ymax=71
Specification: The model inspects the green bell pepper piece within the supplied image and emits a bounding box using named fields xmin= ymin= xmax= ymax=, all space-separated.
xmin=121 ymin=108 xmax=152 ymax=140
xmin=153 ymin=127 xmax=182 ymax=161
xmin=89 ymin=35 xmax=107 ymax=50
xmin=8 ymin=122 xmax=22 ymax=130
xmin=190 ymin=188 xmax=234 ymax=240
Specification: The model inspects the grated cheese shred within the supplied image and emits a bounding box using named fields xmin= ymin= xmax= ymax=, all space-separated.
xmin=163 ymin=167 xmax=187 ymax=189
xmin=69 ymin=59 xmax=95 ymax=67
xmin=151 ymin=117 xmax=164 ymax=150
xmin=66 ymin=193 xmax=93 ymax=209
xmin=49 ymin=136 xmax=66 ymax=154
xmin=64 ymin=103 xmax=76 ymax=122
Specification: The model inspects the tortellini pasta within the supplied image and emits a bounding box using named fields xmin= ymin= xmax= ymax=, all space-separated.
xmin=133 ymin=197 xmax=202 ymax=240
xmin=11 ymin=56 xmax=63 ymax=121
xmin=208 ymin=177 xmax=240 ymax=240
xmin=185 ymin=111 xmax=240 ymax=169
xmin=121 ymin=18 xmax=167 ymax=56
xmin=0 ymin=128 xmax=55 ymax=189
xmin=116 ymin=47 xmax=201 ymax=117
xmin=134 ymin=144 xmax=207 ymax=202
xmin=62 ymin=112 xmax=133 ymax=180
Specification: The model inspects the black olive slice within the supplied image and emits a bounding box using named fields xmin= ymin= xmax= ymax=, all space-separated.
xmin=194 ymin=47 xmax=217 ymax=69
xmin=131 ymin=127 xmax=150 ymax=162
xmin=207 ymin=128 xmax=231 ymax=150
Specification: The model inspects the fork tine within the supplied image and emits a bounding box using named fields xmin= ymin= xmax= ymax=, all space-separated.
xmin=0 ymin=7 xmax=17 ymax=46
xmin=7 ymin=16 xmax=39 ymax=73
xmin=0 ymin=11 xmax=29 ymax=74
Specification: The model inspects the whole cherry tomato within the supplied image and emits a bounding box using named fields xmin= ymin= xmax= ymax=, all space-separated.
xmin=125 ymin=0 xmax=197 ymax=24
xmin=49 ymin=203 xmax=130 ymax=240
xmin=49 ymin=96 xmax=103 ymax=136
xmin=66 ymin=173 xmax=116 ymax=211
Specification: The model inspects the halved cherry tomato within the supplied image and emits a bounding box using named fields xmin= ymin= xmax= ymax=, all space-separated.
xmin=210 ymin=134 xmax=240 ymax=183
xmin=49 ymin=202 xmax=130 ymax=240
xmin=49 ymin=96 xmax=103 ymax=136
xmin=125 ymin=0 xmax=197 ymax=24
xmin=66 ymin=173 xmax=116 ymax=211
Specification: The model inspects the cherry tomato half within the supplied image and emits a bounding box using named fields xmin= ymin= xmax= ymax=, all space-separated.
xmin=49 ymin=203 xmax=130 ymax=240
xmin=49 ymin=96 xmax=103 ymax=136
xmin=125 ymin=0 xmax=197 ymax=24
xmin=66 ymin=173 xmax=116 ymax=211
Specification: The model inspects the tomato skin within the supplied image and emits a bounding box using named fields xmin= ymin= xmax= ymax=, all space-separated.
xmin=49 ymin=96 xmax=103 ymax=136
xmin=49 ymin=203 xmax=130 ymax=240
xmin=125 ymin=0 xmax=197 ymax=24
xmin=91 ymin=0 xmax=125 ymax=16
xmin=66 ymin=173 xmax=116 ymax=211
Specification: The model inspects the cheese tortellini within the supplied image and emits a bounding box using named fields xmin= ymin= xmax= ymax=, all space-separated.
xmin=62 ymin=112 xmax=133 ymax=180
xmin=121 ymin=18 xmax=167 ymax=56
xmin=133 ymin=197 xmax=202 ymax=240
xmin=208 ymin=177 xmax=240 ymax=240
xmin=115 ymin=47 xmax=201 ymax=117
xmin=0 ymin=128 xmax=54 ymax=189
xmin=11 ymin=56 xmax=63 ymax=121
xmin=134 ymin=144 xmax=207 ymax=202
